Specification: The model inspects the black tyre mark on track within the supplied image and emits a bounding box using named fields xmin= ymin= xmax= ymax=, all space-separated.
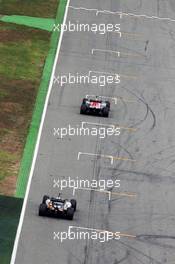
xmin=137 ymin=234 xmax=175 ymax=250
xmin=108 ymin=168 xmax=175 ymax=184
xmin=113 ymin=250 xmax=130 ymax=264
xmin=117 ymin=240 xmax=162 ymax=264
xmin=121 ymin=86 xmax=156 ymax=131
xmin=144 ymin=40 xmax=149 ymax=52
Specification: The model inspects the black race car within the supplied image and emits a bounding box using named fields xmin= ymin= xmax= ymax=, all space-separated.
xmin=80 ymin=96 xmax=110 ymax=117
xmin=39 ymin=194 xmax=77 ymax=220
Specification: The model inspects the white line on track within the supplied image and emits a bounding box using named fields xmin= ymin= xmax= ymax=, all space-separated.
xmin=92 ymin=48 xmax=120 ymax=57
xmin=77 ymin=152 xmax=136 ymax=164
xmin=121 ymin=11 xmax=175 ymax=22
xmin=10 ymin=1 xmax=70 ymax=263
xmin=77 ymin=152 xmax=113 ymax=163
xmin=69 ymin=5 xmax=175 ymax=22
xmin=81 ymin=121 xmax=115 ymax=129
xmin=73 ymin=186 xmax=112 ymax=200
xmin=72 ymin=187 xmax=137 ymax=200
xmin=69 ymin=226 xmax=136 ymax=238
xmin=91 ymin=49 xmax=145 ymax=58
xmin=69 ymin=5 xmax=123 ymax=18
xmin=68 ymin=225 xmax=120 ymax=235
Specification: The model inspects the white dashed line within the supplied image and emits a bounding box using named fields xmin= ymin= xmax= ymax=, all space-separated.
xmin=69 ymin=5 xmax=175 ymax=22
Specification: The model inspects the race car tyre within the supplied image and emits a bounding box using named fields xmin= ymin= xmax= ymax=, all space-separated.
xmin=42 ymin=195 xmax=49 ymax=204
xmin=80 ymin=105 xmax=87 ymax=114
xmin=106 ymin=101 xmax=110 ymax=110
xmin=39 ymin=204 xmax=47 ymax=216
xmin=103 ymin=107 xmax=109 ymax=117
xmin=70 ymin=199 xmax=77 ymax=211
xmin=83 ymin=98 xmax=88 ymax=104
xmin=67 ymin=208 xmax=74 ymax=220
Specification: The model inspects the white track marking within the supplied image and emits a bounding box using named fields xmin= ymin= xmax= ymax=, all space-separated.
xmin=69 ymin=5 xmax=98 ymax=12
xmin=68 ymin=225 xmax=119 ymax=234
xmin=77 ymin=152 xmax=136 ymax=164
xmin=81 ymin=121 xmax=115 ymax=129
xmin=92 ymin=49 xmax=145 ymax=58
xmin=10 ymin=1 xmax=70 ymax=264
xmin=92 ymin=48 xmax=120 ymax=57
xmin=69 ymin=5 xmax=175 ymax=23
xmin=121 ymin=11 xmax=175 ymax=22
xmin=69 ymin=226 xmax=136 ymax=238
xmin=73 ymin=186 xmax=112 ymax=200
xmin=89 ymin=70 xmax=118 ymax=76
xmin=77 ymin=152 xmax=114 ymax=164
xmin=72 ymin=186 xmax=137 ymax=200
xmin=69 ymin=6 xmax=122 ymax=18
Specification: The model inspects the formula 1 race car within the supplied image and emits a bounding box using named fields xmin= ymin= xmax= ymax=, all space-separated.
xmin=38 ymin=193 xmax=77 ymax=220
xmin=80 ymin=96 xmax=110 ymax=117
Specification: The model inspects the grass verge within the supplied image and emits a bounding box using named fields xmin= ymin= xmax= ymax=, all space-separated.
xmin=0 ymin=0 xmax=60 ymax=196
xmin=0 ymin=195 xmax=23 ymax=264
xmin=15 ymin=0 xmax=67 ymax=197
xmin=0 ymin=0 xmax=58 ymax=18
xmin=0 ymin=23 xmax=52 ymax=195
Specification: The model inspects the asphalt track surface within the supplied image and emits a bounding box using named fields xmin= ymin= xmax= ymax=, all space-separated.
xmin=13 ymin=0 xmax=175 ymax=263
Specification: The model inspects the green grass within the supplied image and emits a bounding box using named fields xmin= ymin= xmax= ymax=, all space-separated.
xmin=0 ymin=195 xmax=23 ymax=264
xmin=0 ymin=150 xmax=19 ymax=181
xmin=0 ymin=89 xmax=8 ymax=99
xmin=0 ymin=22 xmax=50 ymax=80
xmin=0 ymin=40 xmax=49 ymax=80
xmin=1 ymin=15 xmax=55 ymax=31
xmin=0 ymin=0 xmax=59 ymax=18
xmin=0 ymin=19 xmax=54 ymax=194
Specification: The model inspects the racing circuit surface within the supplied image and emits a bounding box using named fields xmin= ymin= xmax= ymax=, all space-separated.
xmin=12 ymin=0 xmax=175 ymax=263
